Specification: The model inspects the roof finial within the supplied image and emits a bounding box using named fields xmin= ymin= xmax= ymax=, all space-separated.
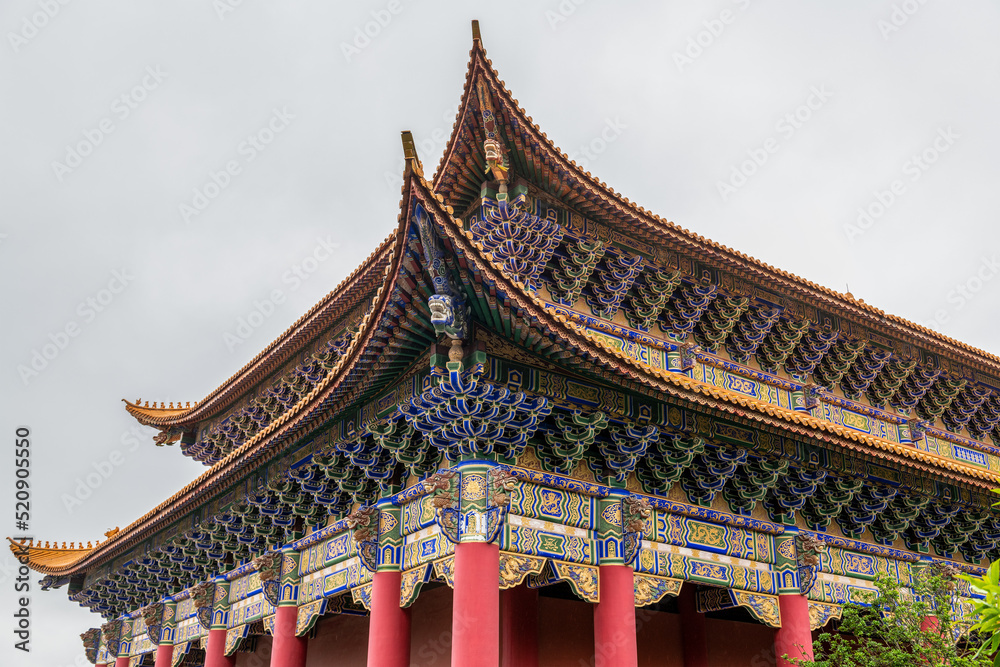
xmin=401 ymin=131 xmax=424 ymax=177
xmin=472 ymin=20 xmax=481 ymax=43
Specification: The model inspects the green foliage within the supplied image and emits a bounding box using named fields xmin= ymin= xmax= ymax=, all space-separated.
xmin=961 ymin=561 xmax=1000 ymax=665
xmin=791 ymin=572 xmax=988 ymax=667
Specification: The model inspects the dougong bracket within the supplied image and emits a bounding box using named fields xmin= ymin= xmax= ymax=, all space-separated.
xmin=347 ymin=505 xmax=381 ymax=573
xmin=414 ymin=203 xmax=468 ymax=340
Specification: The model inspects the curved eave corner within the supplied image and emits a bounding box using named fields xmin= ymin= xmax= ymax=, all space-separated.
xmin=123 ymin=399 xmax=195 ymax=428
xmin=7 ymin=537 xmax=97 ymax=576
xmin=15 ymin=142 xmax=423 ymax=579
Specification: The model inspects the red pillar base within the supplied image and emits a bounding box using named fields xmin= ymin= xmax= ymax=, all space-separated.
xmin=204 ymin=627 xmax=236 ymax=667
xmin=367 ymin=570 xmax=411 ymax=667
xmin=775 ymin=593 xmax=813 ymax=667
xmin=153 ymin=643 xmax=174 ymax=667
xmin=271 ymin=604 xmax=308 ymax=667
xmin=501 ymin=584 xmax=538 ymax=667
xmin=594 ymin=564 xmax=637 ymax=667
xmin=678 ymin=584 xmax=708 ymax=667
xmin=452 ymin=541 xmax=500 ymax=667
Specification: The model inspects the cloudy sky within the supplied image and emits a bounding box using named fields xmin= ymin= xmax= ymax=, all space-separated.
xmin=2 ymin=1 xmax=999 ymax=664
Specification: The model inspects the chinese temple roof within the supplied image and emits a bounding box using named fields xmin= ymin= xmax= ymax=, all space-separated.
xmin=434 ymin=22 xmax=1000 ymax=372
xmin=128 ymin=24 xmax=1000 ymax=444
xmin=12 ymin=21 xmax=1000 ymax=588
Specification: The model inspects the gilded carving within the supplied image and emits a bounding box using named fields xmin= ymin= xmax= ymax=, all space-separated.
xmin=351 ymin=583 xmax=373 ymax=610
xmin=191 ymin=581 xmax=216 ymax=631
xmin=433 ymin=556 xmax=457 ymax=588
xmin=296 ymin=600 xmax=326 ymax=636
xmin=498 ymin=553 xmax=546 ymax=590
xmin=734 ymin=591 xmax=781 ymax=628
xmin=633 ymin=574 xmax=682 ymax=607
xmin=252 ymin=551 xmax=284 ymax=606
xmin=425 ymin=470 xmax=461 ymax=543
xmin=400 ymin=563 xmax=434 ymax=608
xmin=808 ymin=601 xmax=843 ymax=630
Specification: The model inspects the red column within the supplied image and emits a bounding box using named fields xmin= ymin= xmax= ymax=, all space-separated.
xmin=153 ymin=643 xmax=174 ymax=667
xmin=775 ymin=593 xmax=813 ymax=667
xmin=452 ymin=541 xmax=500 ymax=666
xmin=271 ymin=604 xmax=307 ymax=667
xmin=204 ymin=627 xmax=236 ymax=667
xmin=593 ymin=564 xmax=637 ymax=667
xmin=114 ymin=656 xmax=130 ymax=667
xmin=678 ymin=584 xmax=708 ymax=667
xmin=368 ymin=570 xmax=411 ymax=666
xmin=96 ymin=663 xmax=108 ymax=667
xmin=501 ymin=584 xmax=538 ymax=667
xmin=921 ymin=615 xmax=940 ymax=633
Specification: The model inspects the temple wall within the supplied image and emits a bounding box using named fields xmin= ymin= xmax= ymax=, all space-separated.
xmin=187 ymin=608 xmax=790 ymax=667
xmin=410 ymin=585 xmax=454 ymax=666
xmin=235 ymin=635 xmax=272 ymax=667
xmin=636 ymin=609 xmax=683 ymax=666
xmin=538 ymin=596 xmax=594 ymax=666
xmin=705 ymin=618 xmax=776 ymax=666
xmin=306 ymin=613 xmax=369 ymax=666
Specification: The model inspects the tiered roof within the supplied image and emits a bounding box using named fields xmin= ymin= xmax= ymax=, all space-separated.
xmin=12 ymin=21 xmax=1000 ymax=596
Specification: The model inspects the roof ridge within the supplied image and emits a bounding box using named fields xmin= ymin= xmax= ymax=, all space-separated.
xmin=431 ymin=21 xmax=1000 ymax=375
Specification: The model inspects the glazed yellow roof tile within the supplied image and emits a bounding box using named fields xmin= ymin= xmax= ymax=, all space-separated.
xmin=7 ymin=538 xmax=96 ymax=573
xmin=123 ymin=401 xmax=195 ymax=420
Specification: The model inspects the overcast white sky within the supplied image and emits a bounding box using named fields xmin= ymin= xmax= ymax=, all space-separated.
xmin=2 ymin=1 xmax=999 ymax=665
